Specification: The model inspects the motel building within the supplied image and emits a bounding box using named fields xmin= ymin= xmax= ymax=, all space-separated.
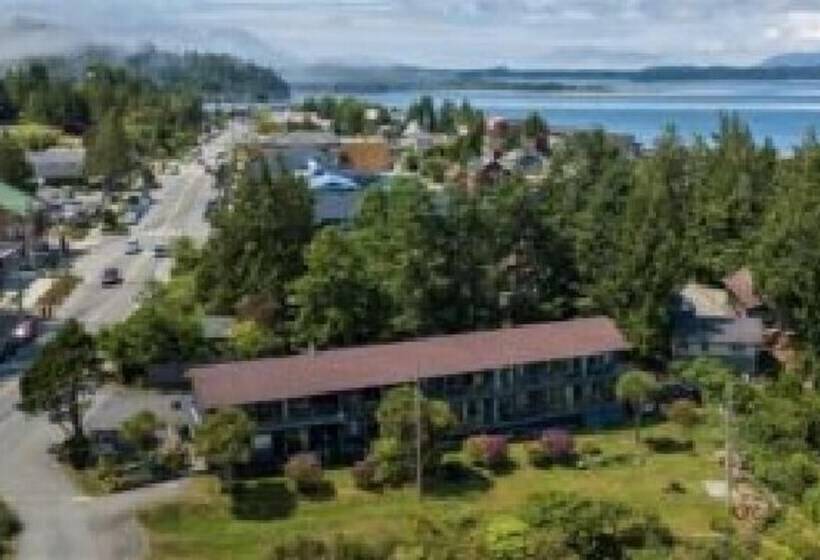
xmin=189 ymin=317 xmax=631 ymax=465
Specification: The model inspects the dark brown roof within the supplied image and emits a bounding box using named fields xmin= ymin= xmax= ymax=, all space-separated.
xmin=190 ymin=317 xmax=629 ymax=408
xmin=339 ymin=141 xmax=393 ymax=173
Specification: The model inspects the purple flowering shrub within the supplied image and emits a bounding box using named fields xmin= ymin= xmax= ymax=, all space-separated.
xmin=526 ymin=429 xmax=576 ymax=467
xmin=464 ymin=435 xmax=509 ymax=470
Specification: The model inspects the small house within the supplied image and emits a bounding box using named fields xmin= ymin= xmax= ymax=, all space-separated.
xmin=671 ymin=283 xmax=764 ymax=374
xmin=26 ymin=148 xmax=86 ymax=185
xmin=255 ymin=131 xmax=341 ymax=174
xmin=85 ymin=386 xmax=196 ymax=457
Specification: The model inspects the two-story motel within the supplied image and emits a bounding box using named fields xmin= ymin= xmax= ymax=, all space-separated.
xmin=189 ymin=317 xmax=630 ymax=464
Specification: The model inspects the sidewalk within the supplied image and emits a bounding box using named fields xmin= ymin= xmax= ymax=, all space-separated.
xmin=22 ymin=277 xmax=56 ymax=310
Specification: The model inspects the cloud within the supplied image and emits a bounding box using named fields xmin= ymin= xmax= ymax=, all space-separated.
xmin=1 ymin=0 xmax=820 ymax=67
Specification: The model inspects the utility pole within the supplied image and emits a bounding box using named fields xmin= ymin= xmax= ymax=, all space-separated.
xmin=724 ymin=381 xmax=734 ymax=519
xmin=415 ymin=368 xmax=422 ymax=501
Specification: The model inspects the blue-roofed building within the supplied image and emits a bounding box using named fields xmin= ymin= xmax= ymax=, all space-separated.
xmin=301 ymin=160 xmax=367 ymax=225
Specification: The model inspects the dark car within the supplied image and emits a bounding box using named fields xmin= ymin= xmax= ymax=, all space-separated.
xmin=101 ymin=267 xmax=122 ymax=287
xmin=153 ymin=243 xmax=170 ymax=258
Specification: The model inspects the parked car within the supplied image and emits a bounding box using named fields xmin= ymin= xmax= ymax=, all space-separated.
xmin=153 ymin=243 xmax=170 ymax=258
xmin=122 ymin=211 xmax=139 ymax=226
xmin=11 ymin=317 xmax=38 ymax=345
xmin=101 ymin=267 xmax=122 ymax=287
xmin=125 ymin=239 xmax=141 ymax=255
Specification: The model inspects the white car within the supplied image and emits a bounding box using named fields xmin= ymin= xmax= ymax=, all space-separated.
xmin=122 ymin=211 xmax=138 ymax=226
xmin=125 ymin=239 xmax=141 ymax=255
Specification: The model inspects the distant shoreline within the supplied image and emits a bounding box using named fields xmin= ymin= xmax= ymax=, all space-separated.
xmin=294 ymin=81 xmax=610 ymax=95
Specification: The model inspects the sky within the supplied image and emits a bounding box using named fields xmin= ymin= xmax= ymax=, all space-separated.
xmin=3 ymin=0 xmax=820 ymax=68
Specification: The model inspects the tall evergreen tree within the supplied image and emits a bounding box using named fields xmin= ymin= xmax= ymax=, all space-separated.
xmin=0 ymin=133 xmax=33 ymax=187
xmin=606 ymin=129 xmax=691 ymax=357
xmin=85 ymin=109 xmax=132 ymax=188
xmin=196 ymin=161 xmax=314 ymax=322
xmin=754 ymin=140 xmax=820 ymax=362
xmin=291 ymin=227 xmax=389 ymax=347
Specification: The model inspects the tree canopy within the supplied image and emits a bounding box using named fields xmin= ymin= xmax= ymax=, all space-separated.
xmin=196 ymin=163 xmax=313 ymax=318
xmin=371 ymin=385 xmax=456 ymax=485
xmin=0 ymin=132 xmax=33 ymax=188
xmin=20 ymin=319 xmax=97 ymax=445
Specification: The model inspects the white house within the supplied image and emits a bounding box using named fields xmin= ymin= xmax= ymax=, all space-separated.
xmin=26 ymin=148 xmax=86 ymax=185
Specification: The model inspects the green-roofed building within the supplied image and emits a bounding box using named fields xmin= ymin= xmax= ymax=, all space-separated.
xmin=0 ymin=182 xmax=40 ymax=217
xmin=0 ymin=182 xmax=46 ymax=279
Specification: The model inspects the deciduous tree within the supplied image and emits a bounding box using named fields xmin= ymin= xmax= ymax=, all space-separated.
xmin=20 ymin=319 xmax=98 ymax=463
xmin=615 ymin=370 xmax=658 ymax=444
xmin=193 ymin=407 xmax=253 ymax=488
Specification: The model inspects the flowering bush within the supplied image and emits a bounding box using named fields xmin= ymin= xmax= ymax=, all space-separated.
xmin=464 ymin=435 xmax=509 ymax=470
xmin=351 ymin=458 xmax=379 ymax=490
xmin=284 ymin=452 xmax=324 ymax=494
xmin=527 ymin=430 xmax=576 ymax=468
xmin=542 ymin=429 xmax=575 ymax=462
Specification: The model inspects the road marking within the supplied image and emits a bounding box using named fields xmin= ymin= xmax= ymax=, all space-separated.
xmin=72 ymin=496 xmax=94 ymax=503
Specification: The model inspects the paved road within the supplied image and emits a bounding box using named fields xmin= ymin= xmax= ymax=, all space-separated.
xmin=58 ymin=128 xmax=232 ymax=332
xmin=0 ymin=379 xmax=189 ymax=560
xmin=0 ymin=124 xmax=242 ymax=559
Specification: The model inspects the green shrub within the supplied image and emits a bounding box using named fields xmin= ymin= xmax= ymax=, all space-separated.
xmin=371 ymin=437 xmax=411 ymax=487
xmin=802 ymin=485 xmax=820 ymax=523
xmin=754 ymin=452 xmax=819 ymax=501
xmin=0 ymin=499 xmax=22 ymax=554
xmin=266 ymin=534 xmax=392 ymax=560
xmin=96 ymin=455 xmax=125 ymax=493
xmin=159 ymin=447 xmax=188 ymax=473
xmin=481 ymin=516 xmax=530 ymax=560
xmin=578 ymin=441 xmax=602 ymax=457
xmin=525 ymin=441 xmax=549 ymax=468
xmin=521 ymin=492 xmax=674 ymax=558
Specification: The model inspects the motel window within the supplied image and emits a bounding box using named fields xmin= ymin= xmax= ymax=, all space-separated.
xmin=496 ymin=368 xmax=514 ymax=390
xmin=289 ymin=398 xmax=312 ymax=420
xmin=252 ymin=402 xmax=281 ymax=423
xmin=701 ymin=341 xmax=710 ymax=352
xmin=548 ymin=387 xmax=564 ymax=410
xmin=573 ymin=384 xmax=583 ymax=405
xmin=527 ymin=390 xmax=546 ymax=413
xmin=572 ymin=357 xmax=584 ymax=376
xmin=587 ymin=355 xmax=603 ymax=375
xmin=523 ymin=362 xmax=546 ymax=385
xmin=499 ymin=397 xmax=515 ymax=421
xmin=466 ymin=400 xmax=479 ymax=423
xmin=253 ymin=434 xmax=272 ymax=450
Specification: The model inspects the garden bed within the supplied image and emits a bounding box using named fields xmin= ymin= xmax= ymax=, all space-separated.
xmin=140 ymin=420 xmax=728 ymax=560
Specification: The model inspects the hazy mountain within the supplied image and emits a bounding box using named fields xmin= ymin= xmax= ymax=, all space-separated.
xmin=761 ymin=52 xmax=820 ymax=68
xmin=0 ymin=17 xmax=88 ymax=62
xmin=2 ymin=44 xmax=290 ymax=101
xmin=0 ymin=15 xmax=296 ymax=70
xmin=124 ymin=46 xmax=290 ymax=100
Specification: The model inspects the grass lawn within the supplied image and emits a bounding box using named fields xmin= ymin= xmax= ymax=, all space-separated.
xmin=140 ymin=418 xmax=728 ymax=560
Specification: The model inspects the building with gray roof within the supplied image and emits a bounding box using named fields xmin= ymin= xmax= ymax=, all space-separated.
xmin=671 ymin=282 xmax=764 ymax=374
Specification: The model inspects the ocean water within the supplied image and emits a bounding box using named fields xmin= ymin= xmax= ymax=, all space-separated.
xmin=344 ymin=80 xmax=820 ymax=151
